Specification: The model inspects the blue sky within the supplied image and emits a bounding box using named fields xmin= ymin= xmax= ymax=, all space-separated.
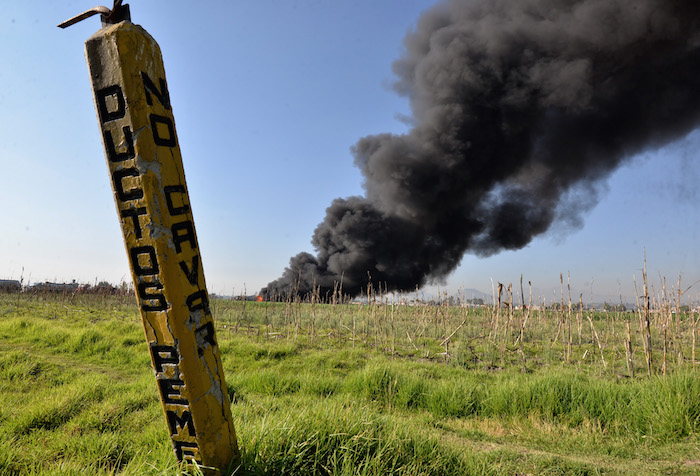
xmin=2 ymin=1 xmax=699 ymax=303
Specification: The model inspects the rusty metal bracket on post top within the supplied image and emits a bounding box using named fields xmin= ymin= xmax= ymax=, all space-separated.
xmin=58 ymin=0 xmax=131 ymax=28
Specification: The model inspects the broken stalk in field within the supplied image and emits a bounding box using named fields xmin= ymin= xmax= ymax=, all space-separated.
xmin=587 ymin=313 xmax=607 ymax=370
xmin=626 ymin=318 xmax=635 ymax=377
xmin=693 ymin=310 xmax=697 ymax=373
xmin=567 ymin=273 xmax=573 ymax=364
xmin=643 ymin=256 xmax=653 ymax=376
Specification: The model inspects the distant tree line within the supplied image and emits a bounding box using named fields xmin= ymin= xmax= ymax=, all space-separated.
xmin=0 ymin=279 xmax=133 ymax=296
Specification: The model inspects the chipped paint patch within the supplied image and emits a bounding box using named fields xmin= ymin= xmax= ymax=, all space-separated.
xmin=85 ymin=20 xmax=239 ymax=473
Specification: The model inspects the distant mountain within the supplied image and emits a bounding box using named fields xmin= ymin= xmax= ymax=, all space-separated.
xmin=458 ymin=288 xmax=491 ymax=301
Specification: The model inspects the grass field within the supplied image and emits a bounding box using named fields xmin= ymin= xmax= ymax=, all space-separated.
xmin=0 ymin=285 xmax=698 ymax=475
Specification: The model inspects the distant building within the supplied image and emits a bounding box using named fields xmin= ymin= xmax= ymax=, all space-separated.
xmin=29 ymin=281 xmax=79 ymax=293
xmin=0 ymin=280 xmax=21 ymax=292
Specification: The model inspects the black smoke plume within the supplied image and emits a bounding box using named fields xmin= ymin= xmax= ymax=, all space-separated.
xmin=262 ymin=0 xmax=700 ymax=299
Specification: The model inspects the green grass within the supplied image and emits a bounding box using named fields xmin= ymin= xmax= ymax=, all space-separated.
xmin=0 ymin=292 xmax=698 ymax=474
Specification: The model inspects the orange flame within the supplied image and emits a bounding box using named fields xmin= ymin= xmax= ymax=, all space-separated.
xmin=256 ymin=295 xmax=263 ymax=302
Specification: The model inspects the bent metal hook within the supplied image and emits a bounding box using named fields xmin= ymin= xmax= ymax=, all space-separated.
xmin=58 ymin=0 xmax=130 ymax=28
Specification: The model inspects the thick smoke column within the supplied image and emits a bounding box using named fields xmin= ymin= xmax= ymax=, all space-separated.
xmin=262 ymin=0 xmax=700 ymax=299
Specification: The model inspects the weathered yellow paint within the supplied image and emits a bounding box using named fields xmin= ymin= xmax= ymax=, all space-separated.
xmin=85 ymin=20 xmax=239 ymax=472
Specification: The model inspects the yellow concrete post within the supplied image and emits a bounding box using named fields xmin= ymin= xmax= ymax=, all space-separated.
xmin=84 ymin=19 xmax=239 ymax=472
